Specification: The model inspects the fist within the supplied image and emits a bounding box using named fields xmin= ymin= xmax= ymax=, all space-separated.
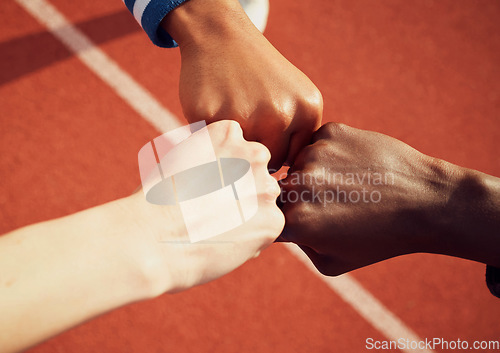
xmin=137 ymin=120 xmax=285 ymax=293
xmin=173 ymin=2 xmax=322 ymax=170
xmin=279 ymin=123 xmax=454 ymax=276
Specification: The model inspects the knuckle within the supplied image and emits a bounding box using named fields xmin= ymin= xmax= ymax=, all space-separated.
xmin=268 ymin=207 xmax=285 ymax=234
xmin=293 ymin=87 xmax=323 ymax=130
xmin=265 ymin=176 xmax=281 ymax=198
xmin=186 ymin=101 xmax=218 ymax=122
xmin=329 ymin=122 xmax=349 ymax=133
xmin=315 ymin=122 xmax=348 ymax=140
xmin=222 ymin=120 xmax=244 ymax=141
xmin=324 ymin=122 xmax=342 ymax=134
xmin=306 ymin=88 xmax=324 ymax=115
xmin=272 ymin=204 xmax=286 ymax=221
xmin=277 ymin=106 xmax=295 ymax=123
xmin=249 ymin=142 xmax=271 ymax=164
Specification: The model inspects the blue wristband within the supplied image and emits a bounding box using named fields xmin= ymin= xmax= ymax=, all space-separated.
xmin=124 ymin=0 xmax=188 ymax=47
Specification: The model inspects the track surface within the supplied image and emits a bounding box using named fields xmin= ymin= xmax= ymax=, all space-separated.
xmin=1 ymin=0 xmax=499 ymax=352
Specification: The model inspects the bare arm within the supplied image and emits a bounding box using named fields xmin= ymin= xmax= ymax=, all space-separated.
xmin=0 ymin=196 xmax=158 ymax=353
xmin=0 ymin=121 xmax=284 ymax=353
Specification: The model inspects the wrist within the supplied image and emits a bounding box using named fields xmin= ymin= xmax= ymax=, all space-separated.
xmin=114 ymin=193 xmax=187 ymax=297
xmin=0 ymin=197 xmax=171 ymax=351
xmin=393 ymin=157 xmax=456 ymax=256
xmin=86 ymin=196 xmax=160 ymax=302
xmin=421 ymin=158 xmax=467 ymax=253
xmin=161 ymin=0 xmax=257 ymax=48
xmin=425 ymin=160 xmax=500 ymax=265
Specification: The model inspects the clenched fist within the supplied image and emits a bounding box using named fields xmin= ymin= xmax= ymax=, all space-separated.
xmin=162 ymin=0 xmax=323 ymax=170
xmin=278 ymin=123 xmax=500 ymax=275
xmin=133 ymin=120 xmax=285 ymax=293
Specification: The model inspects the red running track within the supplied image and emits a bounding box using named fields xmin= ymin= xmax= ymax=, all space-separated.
xmin=0 ymin=0 xmax=499 ymax=352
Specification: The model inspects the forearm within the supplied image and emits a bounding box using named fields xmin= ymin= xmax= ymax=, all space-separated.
xmin=0 ymin=122 xmax=283 ymax=352
xmin=161 ymin=0 xmax=260 ymax=47
xmin=0 ymin=197 xmax=157 ymax=353
xmin=428 ymin=162 xmax=500 ymax=266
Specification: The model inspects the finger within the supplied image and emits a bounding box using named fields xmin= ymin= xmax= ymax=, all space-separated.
xmin=285 ymin=131 xmax=313 ymax=166
xmin=274 ymin=211 xmax=294 ymax=242
xmin=276 ymin=175 xmax=293 ymax=198
xmin=310 ymin=122 xmax=356 ymax=145
xmin=274 ymin=235 xmax=287 ymax=243
xmin=274 ymin=227 xmax=289 ymax=242
xmin=245 ymin=141 xmax=272 ymax=166
xmin=206 ymin=120 xmax=245 ymax=151
xmin=262 ymin=135 xmax=291 ymax=171
xmin=276 ymin=189 xmax=285 ymax=209
xmin=298 ymin=244 xmax=320 ymax=259
xmin=311 ymin=122 xmax=339 ymax=144
xmin=285 ymin=143 xmax=317 ymax=176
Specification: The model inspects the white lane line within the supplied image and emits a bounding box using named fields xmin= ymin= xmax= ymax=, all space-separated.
xmin=284 ymin=244 xmax=434 ymax=353
xmin=15 ymin=1 xmax=434 ymax=352
xmin=15 ymin=0 xmax=181 ymax=133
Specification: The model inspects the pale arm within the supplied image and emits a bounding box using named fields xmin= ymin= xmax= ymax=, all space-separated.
xmin=0 ymin=121 xmax=284 ymax=352
xmin=0 ymin=196 xmax=162 ymax=353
